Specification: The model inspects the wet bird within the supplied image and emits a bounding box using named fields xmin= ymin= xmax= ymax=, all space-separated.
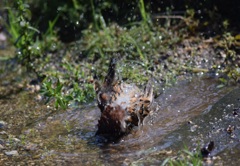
xmin=94 ymin=58 xmax=153 ymax=137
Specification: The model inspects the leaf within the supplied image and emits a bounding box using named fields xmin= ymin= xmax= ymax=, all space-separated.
xmin=217 ymin=84 xmax=225 ymax=88
xmin=57 ymin=98 xmax=66 ymax=109
xmin=235 ymin=34 xmax=240 ymax=40
xmin=28 ymin=26 xmax=40 ymax=33
xmin=56 ymin=80 xmax=63 ymax=94
xmin=65 ymin=95 xmax=74 ymax=101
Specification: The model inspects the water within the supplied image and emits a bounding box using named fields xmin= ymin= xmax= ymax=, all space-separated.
xmin=0 ymin=60 xmax=238 ymax=165
xmin=18 ymin=76 xmax=235 ymax=165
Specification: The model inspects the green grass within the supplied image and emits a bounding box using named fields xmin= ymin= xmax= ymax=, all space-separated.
xmin=4 ymin=0 xmax=182 ymax=109
xmin=4 ymin=0 xmax=240 ymax=110
xmin=162 ymin=148 xmax=202 ymax=166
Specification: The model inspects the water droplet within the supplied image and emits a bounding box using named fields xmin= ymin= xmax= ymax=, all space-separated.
xmin=20 ymin=21 xmax=26 ymax=27
xmin=51 ymin=44 xmax=56 ymax=50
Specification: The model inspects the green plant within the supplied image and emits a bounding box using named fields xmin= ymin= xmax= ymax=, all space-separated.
xmin=64 ymin=120 xmax=71 ymax=132
xmin=19 ymin=134 xmax=27 ymax=145
xmin=40 ymin=73 xmax=95 ymax=110
xmin=5 ymin=1 xmax=38 ymax=42
xmin=5 ymin=0 xmax=61 ymax=70
xmin=71 ymin=82 xmax=95 ymax=103
xmin=138 ymin=0 xmax=151 ymax=26
xmin=4 ymin=0 xmax=213 ymax=112
xmin=90 ymin=0 xmax=99 ymax=30
xmin=214 ymin=32 xmax=240 ymax=85
xmin=40 ymin=78 xmax=73 ymax=109
xmin=162 ymin=148 xmax=202 ymax=166
xmin=5 ymin=0 xmax=43 ymax=79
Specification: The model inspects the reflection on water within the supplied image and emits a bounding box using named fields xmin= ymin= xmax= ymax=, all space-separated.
xmin=162 ymin=87 xmax=240 ymax=166
xmin=28 ymin=76 xmax=236 ymax=165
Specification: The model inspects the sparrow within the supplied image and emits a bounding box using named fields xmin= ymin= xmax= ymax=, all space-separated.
xmin=94 ymin=58 xmax=153 ymax=137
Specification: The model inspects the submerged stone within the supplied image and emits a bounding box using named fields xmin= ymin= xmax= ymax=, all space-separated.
xmin=5 ymin=150 xmax=19 ymax=156
xmin=0 ymin=144 xmax=4 ymax=149
xmin=24 ymin=143 xmax=38 ymax=151
xmin=0 ymin=121 xmax=7 ymax=129
xmin=160 ymin=88 xmax=240 ymax=164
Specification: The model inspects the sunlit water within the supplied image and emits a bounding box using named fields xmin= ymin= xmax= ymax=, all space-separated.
xmin=27 ymin=76 xmax=238 ymax=165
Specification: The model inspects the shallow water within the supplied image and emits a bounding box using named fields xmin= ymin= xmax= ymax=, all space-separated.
xmin=141 ymin=87 xmax=240 ymax=165
xmin=18 ymin=76 xmax=235 ymax=165
xmin=0 ymin=60 xmax=238 ymax=165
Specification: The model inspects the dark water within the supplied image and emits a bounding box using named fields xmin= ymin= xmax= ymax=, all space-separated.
xmin=164 ymin=87 xmax=240 ymax=166
xmin=24 ymin=76 xmax=238 ymax=165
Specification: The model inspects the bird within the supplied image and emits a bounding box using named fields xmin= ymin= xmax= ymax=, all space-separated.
xmin=94 ymin=58 xmax=153 ymax=138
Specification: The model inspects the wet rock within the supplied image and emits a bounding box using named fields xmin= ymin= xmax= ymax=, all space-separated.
xmin=0 ymin=131 xmax=7 ymax=135
xmin=26 ymin=84 xmax=41 ymax=93
xmin=0 ymin=144 xmax=4 ymax=150
xmin=190 ymin=124 xmax=198 ymax=132
xmin=5 ymin=150 xmax=19 ymax=156
xmin=35 ymin=94 xmax=43 ymax=101
xmin=46 ymin=116 xmax=53 ymax=122
xmin=122 ymin=158 xmax=132 ymax=166
xmin=0 ymin=139 xmax=5 ymax=150
xmin=0 ymin=32 xmax=7 ymax=49
xmin=0 ymin=131 xmax=8 ymax=139
xmin=23 ymin=129 xmax=32 ymax=135
xmin=32 ymin=154 xmax=41 ymax=159
xmin=0 ymin=121 xmax=7 ymax=129
xmin=12 ymin=138 xmax=21 ymax=143
xmin=24 ymin=143 xmax=38 ymax=151
xmin=0 ymin=139 xmax=4 ymax=145
xmin=187 ymin=120 xmax=193 ymax=124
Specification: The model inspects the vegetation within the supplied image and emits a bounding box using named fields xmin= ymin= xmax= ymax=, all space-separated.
xmin=162 ymin=147 xmax=202 ymax=166
xmin=1 ymin=0 xmax=240 ymax=109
